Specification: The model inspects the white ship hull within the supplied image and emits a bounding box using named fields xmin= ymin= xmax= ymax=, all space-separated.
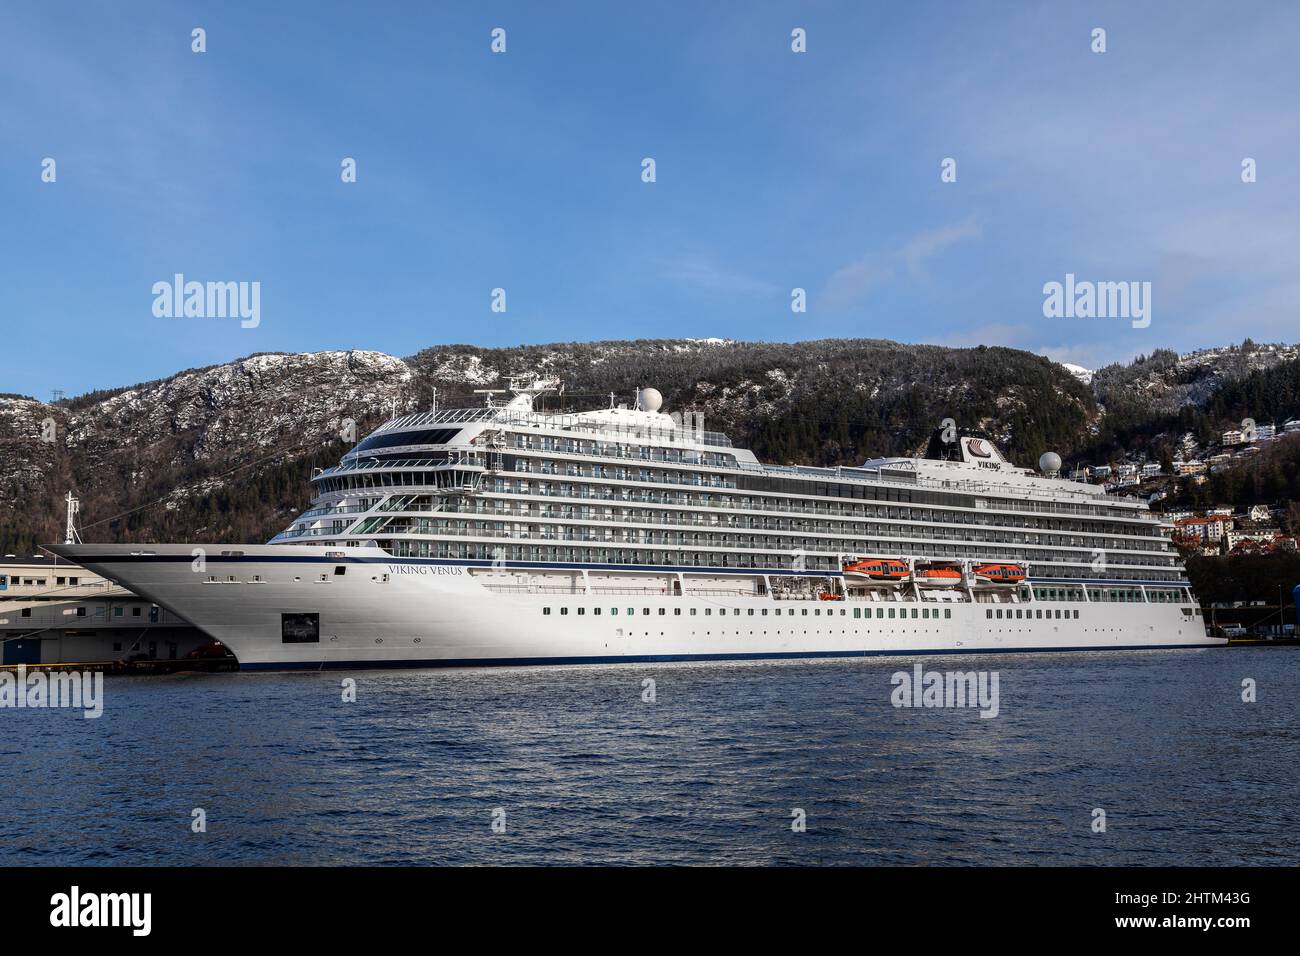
xmin=50 ymin=545 xmax=1225 ymax=669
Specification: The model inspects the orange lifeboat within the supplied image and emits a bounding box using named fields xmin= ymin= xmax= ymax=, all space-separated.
xmin=915 ymin=565 xmax=963 ymax=585
xmin=972 ymin=563 xmax=1026 ymax=584
xmin=817 ymin=592 xmax=844 ymax=601
xmin=842 ymin=558 xmax=909 ymax=581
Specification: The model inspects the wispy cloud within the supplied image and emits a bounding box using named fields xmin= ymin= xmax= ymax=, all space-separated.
xmin=660 ymin=255 xmax=780 ymax=298
xmin=821 ymin=218 xmax=981 ymax=309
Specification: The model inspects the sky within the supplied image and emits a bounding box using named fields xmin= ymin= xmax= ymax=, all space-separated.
xmin=2 ymin=0 xmax=1298 ymax=399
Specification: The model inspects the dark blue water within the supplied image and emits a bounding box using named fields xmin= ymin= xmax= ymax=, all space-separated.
xmin=3 ymin=647 xmax=1297 ymax=865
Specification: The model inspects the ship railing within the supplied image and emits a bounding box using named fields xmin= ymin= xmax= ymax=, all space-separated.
xmin=273 ymin=527 xmax=347 ymax=539
xmin=392 ymin=544 xmax=1184 ymax=583
xmin=476 ymin=583 xmax=586 ymax=594
xmin=321 ymin=457 xmax=488 ymax=477
xmin=318 ymin=456 xmax=1152 ymax=524
xmin=509 ymin=475 xmax=1151 ymax=524
xmin=475 ymin=582 xmax=768 ymax=597
xmin=296 ymin=503 xmax=371 ymax=519
xmin=375 ymin=407 xmax=735 ymax=447
xmin=503 ymin=441 xmax=754 ymax=471
xmin=364 ymin=512 xmax=1173 ymax=557
xmin=382 ymin=533 xmax=1182 ymax=578
xmin=365 ymin=522 xmax=1178 ymax=570
xmin=421 ymin=503 xmax=1170 ymax=545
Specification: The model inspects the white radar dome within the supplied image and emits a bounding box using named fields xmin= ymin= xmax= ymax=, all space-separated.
xmin=1039 ymin=451 xmax=1062 ymax=474
xmin=638 ymin=387 xmax=664 ymax=413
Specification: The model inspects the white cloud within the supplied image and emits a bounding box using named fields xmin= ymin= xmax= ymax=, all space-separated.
xmin=660 ymin=255 xmax=779 ymax=298
xmin=822 ymin=218 xmax=981 ymax=309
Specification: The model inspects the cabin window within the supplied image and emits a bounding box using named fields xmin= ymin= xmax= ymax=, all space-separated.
xmin=560 ymin=607 xmax=568 ymax=615
xmin=944 ymin=609 xmax=951 ymax=619
xmin=577 ymin=607 xmax=585 ymax=615
xmin=334 ymin=566 xmax=346 ymax=576
xmin=543 ymin=607 xmax=550 ymax=615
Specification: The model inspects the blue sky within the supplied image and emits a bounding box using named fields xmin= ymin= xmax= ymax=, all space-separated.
xmin=2 ymin=0 xmax=1298 ymax=398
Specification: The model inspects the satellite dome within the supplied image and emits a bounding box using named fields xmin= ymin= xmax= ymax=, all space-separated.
xmin=1039 ymin=451 xmax=1062 ymax=474
xmin=638 ymin=387 xmax=664 ymax=413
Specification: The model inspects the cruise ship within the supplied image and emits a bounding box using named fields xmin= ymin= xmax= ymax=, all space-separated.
xmin=51 ymin=378 xmax=1224 ymax=668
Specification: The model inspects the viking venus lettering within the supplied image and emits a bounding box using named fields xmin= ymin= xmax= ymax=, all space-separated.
xmin=51 ymin=377 xmax=1222 ymax=669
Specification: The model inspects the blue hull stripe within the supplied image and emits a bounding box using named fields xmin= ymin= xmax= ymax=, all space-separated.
xmin=240 ymin=642 xmax=1222 ymax=671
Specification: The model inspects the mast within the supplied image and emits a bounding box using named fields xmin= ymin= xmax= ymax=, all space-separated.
xmin=64 ymin=491 xmax=81 ymax=545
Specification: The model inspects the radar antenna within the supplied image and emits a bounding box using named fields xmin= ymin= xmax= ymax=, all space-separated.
xmin=472 ymin=388 xmax=508 ymax=409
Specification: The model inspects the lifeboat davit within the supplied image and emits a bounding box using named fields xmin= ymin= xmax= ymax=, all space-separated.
xmin=915 ymin=565 xmax=963 ymax=585
xmin=842 ymin=558 xmax=909 ymax=582
xmin=972 ymin=563 xmax=1026 ymax=584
